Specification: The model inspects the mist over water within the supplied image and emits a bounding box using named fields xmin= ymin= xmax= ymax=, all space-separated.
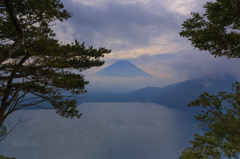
xmin=1 ymin=102 xmax=203 ymax=159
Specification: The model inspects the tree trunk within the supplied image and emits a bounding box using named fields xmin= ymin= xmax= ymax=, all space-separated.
xmin=0 ymin=0 xmax=24 ymax=64
xmin=0 ymin=105 xmax=7 ymax=128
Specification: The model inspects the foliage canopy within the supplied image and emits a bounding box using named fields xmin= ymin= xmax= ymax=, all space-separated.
xmin=0 ymin=0 xmax=111 ymax=135
xmin=179 ymin=0 xmax=240 ymax=158
xmin=179 ymin=0 xmax=240 ymax=58
xmin=180 ymin=83 xmax=240 ymax=158
xmin=0 ymin=154 xmax=16 ymax=159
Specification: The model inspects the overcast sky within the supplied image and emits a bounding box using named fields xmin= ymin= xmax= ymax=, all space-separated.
xmin=51 ymin=0 xmax=240 ymax=91
xmin=53 ymin=0 xmax=207 ymax=58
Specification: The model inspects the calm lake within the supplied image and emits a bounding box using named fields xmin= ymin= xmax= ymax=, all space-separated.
xmin=0 ymin=102 xmax=204 ymax=159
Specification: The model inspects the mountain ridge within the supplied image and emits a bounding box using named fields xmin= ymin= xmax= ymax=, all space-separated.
xmin=81 ymin=75 xmax=238 ymax=109
xmin=20 ymin=75 xmax=239 ymax=112
xmin=95 ymin=60 xmax=154 ymax=77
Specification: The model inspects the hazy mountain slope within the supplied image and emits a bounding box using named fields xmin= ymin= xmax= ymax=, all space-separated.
xmin=20 ymin=76 xmax=238 ymax=111
xmin=82 ymin=76 xmax=237 ymax=109
xmin=95 ymin=60 xmax=153 ymax=77
xmin=81 ymin=83 xmax=178 ymax=103
xmin=128 ymin=83 xmax=178 ymax=102
xmin=156 ymin=75 xmax=237 ymax=108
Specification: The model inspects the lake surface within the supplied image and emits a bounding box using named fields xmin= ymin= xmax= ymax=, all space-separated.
xmin=0 ymin=102 xmax=204 ymax=159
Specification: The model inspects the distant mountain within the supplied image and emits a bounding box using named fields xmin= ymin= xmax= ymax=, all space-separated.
xmin=21 ymin=75 xmax=238 ymax=111
xmin=95 ymin=60 xmax=153 ymax=77
xmin=128 ymin=83 xmax=178 ymax=102
xmin=156 ymin=75 xmax=237 ymax=108
xmin=81 ymin=75 xmax=238 ymax=109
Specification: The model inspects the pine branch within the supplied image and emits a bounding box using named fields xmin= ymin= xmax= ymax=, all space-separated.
xmin=0 ymin=0 xmax=24 ymax=64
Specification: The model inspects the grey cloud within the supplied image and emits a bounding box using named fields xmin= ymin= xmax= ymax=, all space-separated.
xmin=70 ymin=49 xmax=240 ymax=94
xmin=53 ymin=0 xmax=187 ymax=51
xmin=163 ymin=50 xmax=240 ymax=80
xmin=96 ymin=53 xmax=177 ymax=68
xmin=79 ymin=54 xmax=181 ymax=93
xmin=83 ymin=50 xmax=240 ymax=93
xmin=119 ymin=53 xmax=177 ymax=62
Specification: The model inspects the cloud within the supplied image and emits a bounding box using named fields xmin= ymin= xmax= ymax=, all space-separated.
xmin=71 ymin=0 xmax=210 ymax=16
xmin=52 ymin=0 xmax=194 ymax=58
xmin=163 ymin=50 xmax=240 ymax=80
xmin=76 ymin=54 xmax=182 ymax=93
xmin=201 ymin=80 xmax=213 ymax=87
xmin=84 ymin=76 xmax=170 ymax=93
xmin=50 ymin=0 xmax=231 ymax=92
xmin=50 ymin=0 xmax=215 ymax=59
xmin=68 ymin=48 xmax=240 ymax=93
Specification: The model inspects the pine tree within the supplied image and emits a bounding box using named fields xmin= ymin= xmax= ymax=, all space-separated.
xmin=179 ymin=0 xmax=240 ymax=158
xmin=0 ymin=0 xmax=111 ymax=137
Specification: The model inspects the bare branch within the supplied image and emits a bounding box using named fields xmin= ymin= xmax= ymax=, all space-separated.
xmin=0 ymin=114 xmax=31 ymax=141
xmin=6 ymin=88 xmax=20 ymax=105
xmin=230 ymin=0 xmax=240 ymax=16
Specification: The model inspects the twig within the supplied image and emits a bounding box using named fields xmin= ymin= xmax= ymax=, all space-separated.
xmin=0 ymin=114 xmax=31 ymax=142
